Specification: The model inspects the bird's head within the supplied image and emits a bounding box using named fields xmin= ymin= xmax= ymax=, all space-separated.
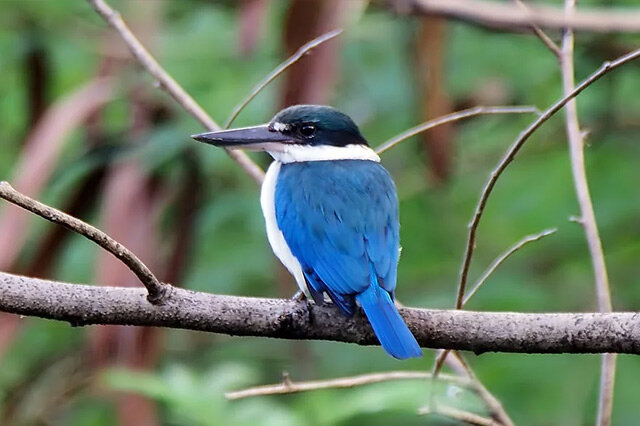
xmin=191 ymin=105 xmax=379 ymax=163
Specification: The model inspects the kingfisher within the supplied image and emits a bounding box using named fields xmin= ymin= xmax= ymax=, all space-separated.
xmin=192 ymin=105 xmax=421 ymax=359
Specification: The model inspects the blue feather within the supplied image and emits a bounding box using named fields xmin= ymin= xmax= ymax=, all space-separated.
xmin=355 ymin=264 xmax=421 ymax=359
xmin=275 ymin=160 xmax=421 ymax=359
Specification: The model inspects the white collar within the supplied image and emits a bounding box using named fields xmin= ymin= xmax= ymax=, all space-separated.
xmin=268 ymin=144 xmax=380 ymax=163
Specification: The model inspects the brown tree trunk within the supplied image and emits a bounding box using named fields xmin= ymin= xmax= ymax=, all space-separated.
xmin=280 ymin=0 xmax=343 ymax=107
xmin=416 ymin=16 xmax=454 ymax=184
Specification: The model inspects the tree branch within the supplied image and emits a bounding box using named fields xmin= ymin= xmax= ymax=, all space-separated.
xmin=559 ymin=1 xmax=616 ymax=424
xmin=86 ymin=0 xmax=265 ymax=184
xmin=226 ymin=370 xmax=469 ymax=400
xmin=1 ymin=271 xmax=640 ymax=354
xmin=394 ymin=0 xmax=640 ymax=33
xmin=0 ymin=182 xmax=168 ymax=304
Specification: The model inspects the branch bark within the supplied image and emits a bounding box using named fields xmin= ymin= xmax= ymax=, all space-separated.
xmin=1 ymin=272 xmax=640 ymax=355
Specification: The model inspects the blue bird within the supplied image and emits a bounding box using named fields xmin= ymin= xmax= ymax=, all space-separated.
xmin=192 ymin=105 xmax=421 ymax=359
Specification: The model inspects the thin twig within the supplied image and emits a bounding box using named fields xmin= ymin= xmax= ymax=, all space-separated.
xmin=512 ymin=0 xmax=561 ymax=57
xmin=560 ymin=0 xmax=613 ymax=324
xmin=455 ymin=45 xmax=640 ymax=311
xmin=427 ymin=348 xmax=452 ymax=417
xmin=419 ymin=403 xmax=499 ymax=426
xmin=0 ymin=182 xmax=168 ymax=304
xmin=429 ymin=350 xmax=514 ymax=426
xmin=375 ymin=105 xmax=539 ymax=154
xmin=450 ymin=351 xmax=515 ymax=426
xmin=559 ymin=1 xmax=616 ymax=424
xmin=597 ymin=353 xmax=618 ymax=426
xmin=463 ymin=228 xmax=557 ymax=305
xmin=224 ymin=29 xmax=343 ymax=129
xmin=227 ymin=366 xmax=507 ymax=424
xmin=225 ymin=370 xmax=469 ymax=400
xmin=86 ymin=0 xmax=265 ymax=184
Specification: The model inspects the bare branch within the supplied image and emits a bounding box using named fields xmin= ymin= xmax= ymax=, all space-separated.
xmin=224 ymin=29 xmax=343 ymax=129
xmin=395 ymin=0 xmax=640 ymax=33
xmin=597 ymin=353 xmax=618 ymax=426
xmin=429 ymin=350 xmax=514 ymax=426
xmin=86 ymin=0 xmax=265 ymax=184
xmin=455 ymin=46 xmax=640 ymax=310
xmin=2 ymin=272 xmax=640 ymax=354
xmin=0 ymin=182 xmax=168 ymax=304
xmin=559 ymin=1 xmax=616 ymax=424
xmin=463 ymin=228 xmax=557 ymax=305
xmin=226 ymin=370 xmax=469 ymax=400
xmin=375 ymin=105 xmax=539 ymax=154
xmin=419 ymin=403 xmax=499 ymax=426
xmin=450 ymin=351 xmax=514 ymax=426
xmin=512 ymin=0 xmax=561 ymax=57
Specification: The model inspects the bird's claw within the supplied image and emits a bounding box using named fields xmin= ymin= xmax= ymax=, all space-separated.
xmin=291 ymin=290 xmax=307 ymax=302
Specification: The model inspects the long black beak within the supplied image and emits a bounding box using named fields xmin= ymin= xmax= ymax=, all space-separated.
xmin=191 ymin=125 xmax=290 ymax=151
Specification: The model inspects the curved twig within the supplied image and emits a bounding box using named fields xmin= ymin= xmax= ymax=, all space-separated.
xmin=375 ymin=105 xmax=539 ymax=154
xmin=455 ymin=46 xmax=640 ymax=310
xmin=462 ymin=228 xmax=557 ymax=305
xmin=224 ymin=29 xmax=343 ymax=129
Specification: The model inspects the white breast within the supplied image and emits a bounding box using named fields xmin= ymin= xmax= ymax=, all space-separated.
xmin=260 ymin=161 xmax=308 ymax=294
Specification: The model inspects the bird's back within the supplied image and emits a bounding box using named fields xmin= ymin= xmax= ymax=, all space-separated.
xmin=274 ymin=159 xmax=400 ymax=313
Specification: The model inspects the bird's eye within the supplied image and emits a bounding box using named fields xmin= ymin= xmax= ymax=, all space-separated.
xmin=299 ymin=124 xmax=316 ymax=138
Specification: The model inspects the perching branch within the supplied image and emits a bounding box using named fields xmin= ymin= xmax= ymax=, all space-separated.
xmin=2 ymin=271 xmax=640 ymax=354
xmin=375 ymin=105 xmax=539 ymax=154
xmin=455 ymin=45 xmax=640 ymax=311
xmin=559 ymin=1 xmax=616 ymax=424
xmin=86 ymin=0 xmax=265 ymax=184
xmin=0 ymin=182 xmax=168 ymax=304
xmin=395 ymin=0 xmax=640 ymax=33
xmin=224 ymin=29 xmax=343 ymax=129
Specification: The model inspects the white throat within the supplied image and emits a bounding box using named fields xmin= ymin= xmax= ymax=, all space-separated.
xmin=268 ymin=144 xmax=380 ymax=163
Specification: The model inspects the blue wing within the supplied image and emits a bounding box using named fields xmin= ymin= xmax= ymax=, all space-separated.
xmin=275 ymin=160 xmax=399 ymax=312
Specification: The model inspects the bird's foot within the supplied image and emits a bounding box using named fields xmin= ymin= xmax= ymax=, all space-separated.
xmin=291 ymin=290 xmax=307 ymax=302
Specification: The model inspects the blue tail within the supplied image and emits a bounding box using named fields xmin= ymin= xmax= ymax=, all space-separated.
xmin=356 ymin=284 xmax=422 ymax=360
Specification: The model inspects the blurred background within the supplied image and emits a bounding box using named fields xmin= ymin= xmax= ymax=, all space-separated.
xmin=0 ymin=0 xmax=640 ymax=425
